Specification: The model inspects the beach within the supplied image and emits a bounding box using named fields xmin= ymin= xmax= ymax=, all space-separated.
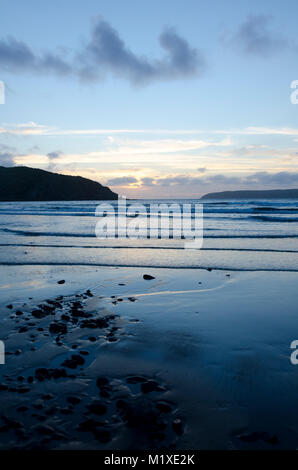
xmin=0 ymin=200 xmax=298 ymax=449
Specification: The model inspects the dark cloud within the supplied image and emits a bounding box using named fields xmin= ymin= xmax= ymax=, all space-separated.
xmin=119 ymin=171 xmax=298 ymax=189
xmin=47 ymin=150 xmax=63 ymax=171
xmin=0 ymin=144 xmax=16 ymax=167
xmin=233 ymin=15 xmax=287 ymax=57
xmin=0 ymin=38 xmax=71 ymax=75
xmin=0 ymin=152 xmax=15 ymax=167
xmin=80 ymin=20 xmax=205 ymax=84
xmin=106 ymin=176 xmax=138 ymax=186
xmin=246 ymin=171 xmax=298 ymax=185
xmin=0 ymin=19 xmax=205 ymax=85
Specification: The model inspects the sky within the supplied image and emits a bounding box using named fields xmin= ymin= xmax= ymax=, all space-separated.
xmin=0 ymin=0 xmax=298 ymax=198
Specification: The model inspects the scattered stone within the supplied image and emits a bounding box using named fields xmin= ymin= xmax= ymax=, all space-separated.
xmin=57 ymin=280 xmax=65 ymax=284
xmin=143 ymin=274 xmax=155 ymax=280
xmin=6 ymin=304 xmax=13 ymax=309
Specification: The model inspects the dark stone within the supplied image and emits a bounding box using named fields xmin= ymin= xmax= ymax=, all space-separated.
xmin=93 ymin=429 xmax=111 ymax=443
xmin=143 ymin=274 xmax=155 ymax=280
xmin=126 ymin=376 xmax=147 ymax=384
xmin=42 ymin=393 xmax=54 ymax=400
xmin=156 ymin=401 xmax=172 ymax=413
xmin=62 ymin=354 xmax=85 ymax=369
xmin=49 ymin=322 xmax=67 ymax=335
xmin=57 ymin=280 xmax=65 ymax=284
xmin=18 ymin=326 xmax=28 ymax=333
xmin=87 ymin=401 xmax=107 ymax=416
xmin=67 ymin=396 xmax=81 ymax=406
xmin=6 ymin=304 xmax=13 ymax=309
xmin=17 ymin=406 xmax=29 ymax=412
xmin=79 ymin=350 xmax=89 ymax=356
xmin=16 ymin=310 xmax=23 ymax=316
xmin=88 ymin=336 xmax=97 ymax=342
xmin=141 ymin=380 xmax=163 ymax=393
xmin=96 ymin=377 xmax=109 ymax=388
xmin=172 ymin=418 xmax=184 ymax=435
xmin=32 ymin=309 xmax=48 ymax=319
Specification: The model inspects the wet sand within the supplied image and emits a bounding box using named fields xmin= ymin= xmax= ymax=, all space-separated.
xmin=0 ymin=266 xmax=298 ymax=449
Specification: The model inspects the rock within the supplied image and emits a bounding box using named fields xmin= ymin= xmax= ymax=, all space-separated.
xmin=62 ymin=354 xmax=85 ymax=369
xmin=16 ymin=311 xmax=23 ymax=316
xmin=126 ymin=376 xmax=147 ymax=384
xmin=57 ymin=280 xmax=65 ymax=284
xmin=96 ymin=377 xmax=109 ymax=388
xmin=207 ymin=268 xmax=212 ymax=272
xmin=6 ymin=304 xmax=13 ymax=309
xmin=49 ymin=322 xmax=67 ymax=335
xmin=143 ymin=274 xmax=155 ymax=280
xmin=18 ymin=326 xmax=28 ymax=333
xmin=42 ymin=393 xmax=54 ymax=400
xmin=172 ymin=418 xmax=184 ymax=435
xmin=77 ymin=419 xmax=104 ymax=432
xmin=32 ymin=309 xmax=48 ymax=319
xmin=93 ymin=429 xmax=111 ymax=443
xmin=156 ymin=401 xmax=172 ymax=413
xmin=79 ymin=350 xmax=89 ymax=356
xmin=17 ymin=406 xmax=29 ymax=412
xmin=61 ymin=314 xmax=70 ymax=321
xmin=141 ymin=380 xmax=164 ymax=393
xmin=87 ymin=401 xmax=107 ymax=416
xmin=67 ymin=396 xmax=81 ymax=406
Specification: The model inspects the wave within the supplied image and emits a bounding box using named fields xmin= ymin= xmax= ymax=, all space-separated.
xmin=249 ymin=215 xmax=298 ymax=223
xmin=1 ymin=261 xmax=298 ymax=272
xmin=2 ymin=228 xmax=298 ymax=239
xmin=0 ymin=243 xmax=297 ymax=253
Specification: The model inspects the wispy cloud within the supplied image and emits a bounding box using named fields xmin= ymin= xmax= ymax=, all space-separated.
xmin=3 ymin=122 xmax=298 ymax=137
xmin=231 ymin=15 xmax=287 ymax=57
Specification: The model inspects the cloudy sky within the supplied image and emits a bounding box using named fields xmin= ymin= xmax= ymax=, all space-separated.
xmin=0 ymin=0 xmax=298 ymax=198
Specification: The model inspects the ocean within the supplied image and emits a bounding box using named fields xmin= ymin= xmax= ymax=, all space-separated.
xmin=0 ymin=198 xmax=298 ymax=271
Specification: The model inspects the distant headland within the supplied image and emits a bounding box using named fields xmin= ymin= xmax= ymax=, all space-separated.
xmin=0 ymin=166 xmax=118 ymax=201
xmin=200 ymin=189 xmax=298 ymax=200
